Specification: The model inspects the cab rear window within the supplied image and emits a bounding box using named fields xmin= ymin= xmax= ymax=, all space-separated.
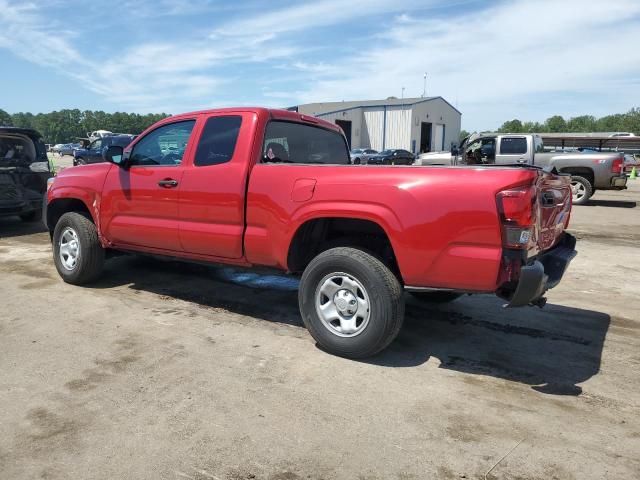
xmin=263 ymin=121 xmax=349 ymax=165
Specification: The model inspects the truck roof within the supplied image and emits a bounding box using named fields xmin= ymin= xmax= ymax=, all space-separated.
xmin=0 ymin=126 xmax=43 ymax=140
xmin=167 ymin=107 xmax=342 ymax=133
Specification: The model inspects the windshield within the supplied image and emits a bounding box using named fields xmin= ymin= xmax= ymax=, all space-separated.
xmin=351 ymin=148 xmax=364 ymax=154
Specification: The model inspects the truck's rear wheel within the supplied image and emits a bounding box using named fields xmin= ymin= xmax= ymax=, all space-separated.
xmin=299 ymin=247 xmax=404 ymax=358
xmin=53 ymin=212 xmax=105 ymax=284
xmin=570 ymin=176 xmax=593 ymax=205
xmin=410 ymin=291 xmax=462 ymax=303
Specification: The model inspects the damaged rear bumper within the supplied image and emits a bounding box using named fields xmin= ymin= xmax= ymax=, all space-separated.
xmin=504 ymin=233 xmax=577 ymax=307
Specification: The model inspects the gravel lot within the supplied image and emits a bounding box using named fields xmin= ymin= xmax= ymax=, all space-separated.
xmin=1 ymin=175 xmax=639 ymax=480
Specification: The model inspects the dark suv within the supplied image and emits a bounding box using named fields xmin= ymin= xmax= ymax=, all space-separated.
xmin=0 ymin=127 xmax=53 ymax=222
xmin=73 ymin=134 xmax=135 ymax=166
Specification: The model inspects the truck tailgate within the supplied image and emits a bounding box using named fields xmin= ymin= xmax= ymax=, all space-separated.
xmin=534 ymin=170 xmax=572 ymax=254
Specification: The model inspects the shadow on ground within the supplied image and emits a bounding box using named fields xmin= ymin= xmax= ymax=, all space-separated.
xmin=0 ymin=216 xmax=47 ymax=239
xmin=88 ymin=255 xmax=609 ymax=397
xmin=585 ymin=199 xmax=636 ymax=208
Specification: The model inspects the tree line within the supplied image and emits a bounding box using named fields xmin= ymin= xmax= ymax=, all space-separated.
xmin=0 ymin=108 xmax=170 ymax=144
xmin=459 ymin=107 xmax=639 ymax=141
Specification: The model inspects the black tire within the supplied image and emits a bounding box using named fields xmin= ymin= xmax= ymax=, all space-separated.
xmin=410 ymin=291 xmax=462 ymax=303
xmin=353 ymin=157 xmax=361 ymax=165
xmin=299 ymin=247 xmax=404 ymax=358
xmin=75 ymin=157 xmax=86 ymax=166
xmin=52 ymin=211 xmax=105 ymax=284
xmin=570 ymin=175 xmax=593 ymax=205
xmin=19 ymin=209 xmax=42 ymax=222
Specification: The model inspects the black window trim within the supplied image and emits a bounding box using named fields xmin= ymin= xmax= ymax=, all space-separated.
xmin=127 ymin=118 xmax=196 ymax=168
xmin=261 ymin=119 xmax=350 ymax=166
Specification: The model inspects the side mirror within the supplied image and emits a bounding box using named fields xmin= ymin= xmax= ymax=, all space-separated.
xmin=104 ymin=145 xmax=124 ymax=166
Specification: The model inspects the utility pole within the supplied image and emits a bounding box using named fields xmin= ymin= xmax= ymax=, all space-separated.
xmin=423 ymin=73 xmax=427 ymax=97
xmin=401 ymin=86 xmax=405 ymax=108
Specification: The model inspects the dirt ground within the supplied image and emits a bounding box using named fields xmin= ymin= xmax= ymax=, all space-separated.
xmin=1 ymin=177 xmax=639 ymax=480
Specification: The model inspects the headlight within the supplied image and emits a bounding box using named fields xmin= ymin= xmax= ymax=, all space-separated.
xmin=46 ymin=177 xmax=55 ymax=191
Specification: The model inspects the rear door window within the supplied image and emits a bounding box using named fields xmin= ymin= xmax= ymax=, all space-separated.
xmin=499 ymin=137 xmax=527 ymax=155
xmin=263 ymin=121 xmax=349 ymax=164
xmin=194 ymin=115 xmax=242 ymax=167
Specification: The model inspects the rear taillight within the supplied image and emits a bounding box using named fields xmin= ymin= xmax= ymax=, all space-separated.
xmin=496 ymin=186 xmax=537 ymax=249
xmin=611 ymin=157 xmax=623 ymax=174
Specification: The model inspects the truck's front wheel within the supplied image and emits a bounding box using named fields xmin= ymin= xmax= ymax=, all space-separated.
xmin=53 ymin=212 xmax=105 ymax=284
xmin=299 ymin=247 xmax=404 ymax=358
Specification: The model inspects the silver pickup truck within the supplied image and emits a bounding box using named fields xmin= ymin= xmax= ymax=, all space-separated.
xmin=417 ymin=133 xmax=627 ymax=204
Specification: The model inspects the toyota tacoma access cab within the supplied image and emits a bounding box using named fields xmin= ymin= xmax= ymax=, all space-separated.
xmin=44 ymin=108 xmax=577 ymax=358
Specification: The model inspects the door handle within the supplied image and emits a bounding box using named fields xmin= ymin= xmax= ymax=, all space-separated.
xmin=158 ymin=179 xmax=178 ymax=188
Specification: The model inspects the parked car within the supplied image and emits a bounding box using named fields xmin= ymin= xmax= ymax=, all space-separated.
xmin=418 ymin=133 xmax=627 ymax=204
xmin=0 ymin=127 xmax=53 ymax=222
xmin=45 ymin=107 xmax=576 ymax=358
xmin=349 ymin=148 xmax=379 ymax=164
xmin=58 ymin=143 xmax=81 ymax=156
xmin=73 ymin=134 xmax=135 ymax=166
xmin=367 ymin=149 xmax=415 ymax=165
xmin=51 ymin=143 xmax=65 ymax=155
xmin=609 ymin=132 xmax=636 ymax=137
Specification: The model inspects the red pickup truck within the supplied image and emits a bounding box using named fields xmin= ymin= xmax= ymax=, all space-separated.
xmin=45 ymin=108 xmax=576 ymax=358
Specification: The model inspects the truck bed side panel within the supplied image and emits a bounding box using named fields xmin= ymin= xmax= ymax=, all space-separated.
xmin=245 ymin=165 xmax=539 ymax=291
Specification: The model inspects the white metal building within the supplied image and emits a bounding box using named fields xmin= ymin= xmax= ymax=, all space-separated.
xmin=290 ymin=97 xmax=461 ymax=154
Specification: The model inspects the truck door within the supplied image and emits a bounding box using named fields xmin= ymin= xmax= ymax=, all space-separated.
xmin=100 ymin=119 xmax=197 ymax=251
xmin=495 ymin=136 xmax=529 ymax=164
xmin=87 ymin=138 xmax=102 ymax=163
xmin=178 ymin=112 xmax=254 ymax=259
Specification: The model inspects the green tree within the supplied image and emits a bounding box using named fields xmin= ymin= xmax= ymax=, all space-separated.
xmin=0 ymin=108 xmax=13 ymax=126
xmin=621 ymin=107 xmax=640 ymax=134
xmin=545 ymin=115 xmax=567 ymax=132
xmin=566 ymin=115 xmax=596 ymax=132
xmin=11 ymin=112 xmax=34 ymax=129
xmin=1 ymin=108 xmax=170 ymax=143
xmin=459 ymin=129 xmax=470 ymax=141
xmin=498 ymin=119 xmax=524 ymax=133
xmin=521 ymin=121 xmax=544 ymax=133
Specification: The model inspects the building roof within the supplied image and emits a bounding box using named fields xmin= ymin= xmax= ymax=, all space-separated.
xmin=293 ymin=96 xmax=461 ymax=116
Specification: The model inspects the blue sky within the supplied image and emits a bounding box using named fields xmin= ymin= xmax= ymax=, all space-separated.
xmin=1 ymin=0 xmax=639 ymax=131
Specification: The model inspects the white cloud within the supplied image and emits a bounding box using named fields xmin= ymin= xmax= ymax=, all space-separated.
xmin=211 ymin=0 xmax=420 ymax=38
xmin=1 ymin=0 xmax=639 ymax=125
xmin=292 ymin=0 xmax=640 ymax=129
